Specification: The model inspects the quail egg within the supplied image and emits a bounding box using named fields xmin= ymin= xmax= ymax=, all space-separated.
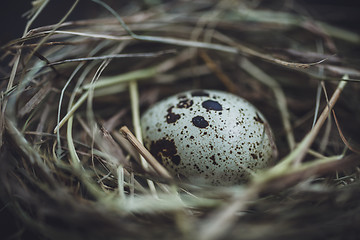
xmin=141 ymin=89 xmax=276 ymax=185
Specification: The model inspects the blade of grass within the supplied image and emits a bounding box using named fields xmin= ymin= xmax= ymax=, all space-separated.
xmin=129 ymin=81 xmax=157 ymax=192
xmin=332 ymin=110 xmax=360 ymax=154
xmin=6 ymin=0 xmax=50 ymax=92
xmin=54 ymin=49 xmax=195 ymax=133
xmin=54 ymin=67 xmax=157 ymax=134
xmin=239 ymin=58 xmax=295 ymax=150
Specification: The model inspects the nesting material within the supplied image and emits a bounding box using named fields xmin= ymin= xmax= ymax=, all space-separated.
xmin=1 ymin=1 xmax=360 ymax=240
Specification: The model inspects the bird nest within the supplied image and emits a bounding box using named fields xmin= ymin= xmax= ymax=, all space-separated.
xmin=1 ymin=1 xmax=360 ymax=239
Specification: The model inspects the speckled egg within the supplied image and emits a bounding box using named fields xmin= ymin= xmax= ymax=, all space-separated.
xmin=141 ymin=89 xmax=276 ymax=186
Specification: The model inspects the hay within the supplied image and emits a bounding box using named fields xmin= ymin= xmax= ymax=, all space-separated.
xmin=1 ymin=1 xmax=360 ymax=239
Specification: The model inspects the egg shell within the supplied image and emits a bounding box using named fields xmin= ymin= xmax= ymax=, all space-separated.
xmin=141 ymin=89 xmax=276 ymax=185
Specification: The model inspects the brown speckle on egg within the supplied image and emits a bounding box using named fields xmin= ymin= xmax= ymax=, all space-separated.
xmin=254 ymin=112 xmax=264 ymax=124
xmin=149 ymin=138 xmax=180 ymax=165
xmin=177 ymin=98 xmax=194 ymax=109
xmin=202 ymin=100 xmax=223 ymax=111
xmin=171 ymin=155 xmax=181 ymax=165
xmin=166 ymin=106 xmax=180 ymax=124
xmin=177 ymin=94 xmax=187 ymax=99
xmin=192 ymin=116 xmax=209 ymax=128
xmin=209 ymin=155 xmax=218 ymax=166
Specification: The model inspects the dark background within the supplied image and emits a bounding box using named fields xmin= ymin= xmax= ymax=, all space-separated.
xmin=1 ymin=0 xmax=360 ymax=46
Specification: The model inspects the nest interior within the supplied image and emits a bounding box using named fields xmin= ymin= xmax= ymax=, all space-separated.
xmin=1 ymin=1 xmax=360 ymax=239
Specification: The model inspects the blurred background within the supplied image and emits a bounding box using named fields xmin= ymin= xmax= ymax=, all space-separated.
xmin=1 ymin=0 xmax=360 ymax=46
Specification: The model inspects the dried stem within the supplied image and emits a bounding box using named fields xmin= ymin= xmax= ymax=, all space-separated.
xmin=120 ymin=126 xmax=173 ymax=181
xmin=292 ymin=77 xmax=348 ymax=165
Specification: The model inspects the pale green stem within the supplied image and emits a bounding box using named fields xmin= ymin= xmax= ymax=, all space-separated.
xmin=129 ymin=81 xmax=158 ymax=196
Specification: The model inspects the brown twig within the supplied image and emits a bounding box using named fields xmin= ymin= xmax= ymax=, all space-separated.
xmin=332 ymin=109 xmax=360 ymax=154
xmin=120 ymin=126 xmax=173 ymax=181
